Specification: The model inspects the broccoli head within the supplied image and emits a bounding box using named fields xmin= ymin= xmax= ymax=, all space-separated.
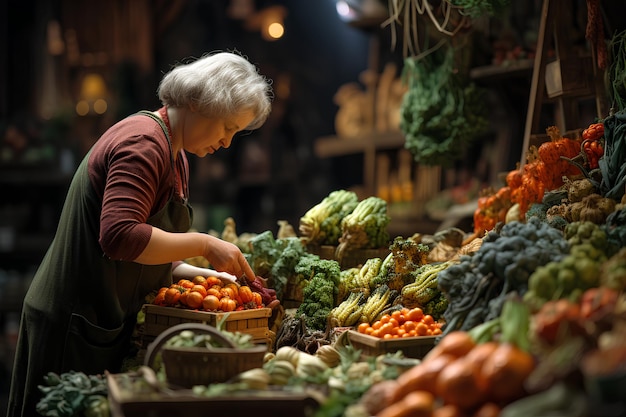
xmin=525 ymin=202 xmax=549 ymax=223
xmin=294 ymin=256 xmax=342 ymax=331
xmin=389 ymin=236 xmax=430 ymax=273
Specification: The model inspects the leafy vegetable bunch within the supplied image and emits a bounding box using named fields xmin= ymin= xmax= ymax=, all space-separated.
xmin=336 ymin=196 xmax=390 ymax=259
xmin=37 ymin=371 xmax=109 ymax=417
xmin=294 ymin=254 xmax=342 ymax=331
xmin=437 ymin=217 xmax=570 ymax=335
xmin=244 ymin=230 xmax=308 ymax=300
xmin=400 ymin=46 xmax=489 ymax=167
xmin=598 ymin=109 xmax=626 ymax=201
xmin=299 ymin=189 xmax=359 ymax=246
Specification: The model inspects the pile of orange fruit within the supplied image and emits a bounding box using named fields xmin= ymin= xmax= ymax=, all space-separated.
xmin=357 ymin=307 xmax=443 ymax=339
xmin=153 ymin=275 xmax=264 ymax=312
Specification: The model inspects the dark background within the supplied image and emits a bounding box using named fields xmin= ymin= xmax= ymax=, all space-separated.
xmin=1 ymin=0 xmax=387 ymax=235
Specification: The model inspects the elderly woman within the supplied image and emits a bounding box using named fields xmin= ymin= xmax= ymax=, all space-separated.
xmin=7 ymin=51 xmax=273 ymax=417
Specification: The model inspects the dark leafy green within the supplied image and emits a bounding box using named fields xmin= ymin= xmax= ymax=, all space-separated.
xmin=36 ymin=371 xmax=108 ymax=417
xmin=599 ymin=109 xmax=626 ymax=201
xmin=400 ymin=46 xmax=489 ymax=167
xmin=244 ymin=231 xmax=308 ymax=300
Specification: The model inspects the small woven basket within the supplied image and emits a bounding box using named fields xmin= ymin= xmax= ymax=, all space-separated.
xmin=144 ymin=322 xmax=267 ymax=388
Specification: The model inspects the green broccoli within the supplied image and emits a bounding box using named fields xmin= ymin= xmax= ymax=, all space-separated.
xmin=295 ymin=256 xmax=342 ymax=331
xmin=244 ymin=232 xmax=310 ymax=300
xmin=389 ymin=236 xmax=430 ymax=272
xmin=371 ymin=237 xmax=430 ymax=290
xmin=525 ymin=202 xmax=549 ymax=223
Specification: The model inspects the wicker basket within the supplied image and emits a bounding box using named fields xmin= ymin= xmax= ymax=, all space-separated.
xmin=144 ymin=322 xmax=267 ymax=388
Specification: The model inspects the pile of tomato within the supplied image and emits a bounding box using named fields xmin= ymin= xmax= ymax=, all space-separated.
xmin=153 ymin=275 xmax=264 ymax=312
xmin=357 ymin=307 xmax=443 ymax=339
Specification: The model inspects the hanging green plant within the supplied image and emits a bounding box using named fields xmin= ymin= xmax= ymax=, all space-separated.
xmin=400 ymin=45 xmax=490 ymax=167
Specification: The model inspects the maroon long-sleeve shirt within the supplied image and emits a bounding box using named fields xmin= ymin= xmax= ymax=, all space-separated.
xmin=88 ymin=107 xmax=189 ymax=261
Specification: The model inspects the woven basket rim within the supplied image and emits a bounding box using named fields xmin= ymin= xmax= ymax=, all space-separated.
xmin=162 ymin=344 xmax=268 ymax=355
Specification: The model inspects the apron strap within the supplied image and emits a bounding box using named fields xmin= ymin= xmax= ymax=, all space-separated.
xmin=135 ymin=110 xmax=188 ymax=202
xmin=136 ymin=110 xmax=170 ymax=140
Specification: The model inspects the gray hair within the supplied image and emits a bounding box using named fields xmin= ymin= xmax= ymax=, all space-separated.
xmin=157 ymin=51 xmax=273 ymax=130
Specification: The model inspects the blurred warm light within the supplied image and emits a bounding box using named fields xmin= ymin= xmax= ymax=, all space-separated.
xmin=266 ymin=22 xmax=284 ymax=39
xmin=245 ymin=5 xmax=287 ymax=41
xmin=76 ymin=100 xmax=90 ymax=116
xmin=76 ymin=73 xmax=108 ymax=116
xmin=93 ymin=99 xmax=108 ymax=114
xmin=81 ymin=74 xmax=107 ymax=100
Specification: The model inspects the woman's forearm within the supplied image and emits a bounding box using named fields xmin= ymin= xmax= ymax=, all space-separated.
xmin=134 ymin=227 xmax=256 ymax=280
xmin=134 ymin=227 xmax=207 ymax=265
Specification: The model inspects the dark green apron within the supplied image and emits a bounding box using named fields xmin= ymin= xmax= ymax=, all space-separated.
xmin=7 ymin=111 xmax=192 ymax=417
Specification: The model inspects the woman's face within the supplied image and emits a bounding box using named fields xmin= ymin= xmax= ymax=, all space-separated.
xmin=182 ymin=109 xmax=256 ymax=157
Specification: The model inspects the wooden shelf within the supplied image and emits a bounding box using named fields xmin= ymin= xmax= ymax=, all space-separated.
xmin=314 ymin=131 xmax=405 ymax=158
xmin=469 ymin=59 xmax=534 ymax=81
xmin=314 ymin=131 xmax=406 ymax=196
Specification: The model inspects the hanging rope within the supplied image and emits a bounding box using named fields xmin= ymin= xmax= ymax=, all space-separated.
xmin=383 ymin=0 xmax=470 ymax=57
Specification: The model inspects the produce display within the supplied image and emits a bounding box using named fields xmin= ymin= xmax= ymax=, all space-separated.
xmin=356 ymin=307 xmax=444 ymax=338
xmin=299 ymin=189 xmax=359 ymax=246
xmin=151 ymin=275 xmax=276 ymax=312
xmin=335 ymin=196 xmax=390 ymax=258
xmin=38 ymin=115 xmax=626 ymax=417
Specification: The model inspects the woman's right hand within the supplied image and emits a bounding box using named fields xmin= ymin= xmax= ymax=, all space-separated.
xmin=202 ymin=234 xmax=256 ymax=282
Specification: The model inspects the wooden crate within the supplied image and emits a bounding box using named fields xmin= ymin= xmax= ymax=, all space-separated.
xmin=107 ymin=371 xmax=320 ymax=417
xmin=142 ymin=304 xmax=271 ymax=346
xmin=347 ymin=330 xmax=436 ymax=359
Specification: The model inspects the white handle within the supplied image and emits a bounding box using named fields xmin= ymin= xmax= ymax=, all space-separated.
xmin=173 ymin=262 xmax=237 ymax=284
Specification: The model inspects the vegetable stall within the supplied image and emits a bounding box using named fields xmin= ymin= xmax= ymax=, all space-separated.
xmin=33 ymin=14 xmax=626 ymax=417
xmin=36 ymin=134 xmax=626 ymax=415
